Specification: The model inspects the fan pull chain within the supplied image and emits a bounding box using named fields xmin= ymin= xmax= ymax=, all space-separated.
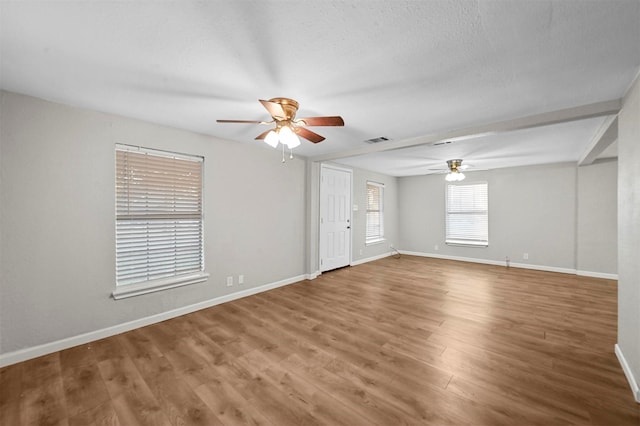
xmin=280 ymin=145 xmax=294 ymax=162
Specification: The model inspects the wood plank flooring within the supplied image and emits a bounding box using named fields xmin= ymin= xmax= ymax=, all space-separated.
xmin=1 ymin=255 xmax=638 ymax=425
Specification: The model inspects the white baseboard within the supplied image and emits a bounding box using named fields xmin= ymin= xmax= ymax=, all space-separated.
xmin=398 ymin=250 xmax=577 ymax=275
xmin=307 ymin=271 xmax=320 ymax=280
xmin=0 ymin=274 xmax=310 ymax=368
xmin=576 ymin=270 xmax=618 ymax=280
xmin=351 ymin=251 xmax=392 ymax=266
xmin=615 ymin=344 xmax=640 ymax=403
xmin=508 ymin=262 xmax=577 ymax=275
xmin=398 ymin=251 xmax=618 ymax=279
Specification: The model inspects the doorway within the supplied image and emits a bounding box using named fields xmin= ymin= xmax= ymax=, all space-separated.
xmin=319 ymin=164 xmax=352 ymax=272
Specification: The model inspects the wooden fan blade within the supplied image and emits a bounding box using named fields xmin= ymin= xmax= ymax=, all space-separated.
xmin=259 ymin=99 xmax=287 ymax=120
xmin=217 ymin=119 xmax=263 ymax=124
xmin=296 ymin=127 xmax=325 ymax=143
xmin=297 ymin=116 xmax=344 ymax=126
xmin=255 ymin=129 xmax=272 ymax=140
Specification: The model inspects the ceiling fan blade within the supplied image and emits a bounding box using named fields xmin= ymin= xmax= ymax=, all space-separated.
xmin=296 ymin=127 xmax=325 ymax=143
xmin=254 ymin=129 xmax=272 ymax=140
xmin=297 ymin=116 xmax=344 ymax=126
xmin=259 ymin=99 xmax=287 ymax=120
xmin=217 ymin=119 xmax=264 ymax=124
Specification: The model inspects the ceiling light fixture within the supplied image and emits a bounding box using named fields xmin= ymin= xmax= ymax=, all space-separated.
xmin=277 ymin=125 xmax=301 ymax=149
xmin=262 ymin=124 xmax=301 ymax=161
xmin=263 ymin=125 xmax=301 ymax=149
xmin=445 ymin=159 xmax=466 ymax=182
xmin=264 ymin=129 xmax=280 ymax=148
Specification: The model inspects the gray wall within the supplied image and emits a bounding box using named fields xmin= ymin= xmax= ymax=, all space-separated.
xmin=398 ymin=161 xmax=618 ymax=275
xmin=577 ymin=160 xmax=618 ymax=275
xmin=0 ymin=91 xmax=307 ymax=355
xmin=618 ymin=73 xmax=640 ymax=399
xmin=398 ymin=163 xmax=583 ymax=271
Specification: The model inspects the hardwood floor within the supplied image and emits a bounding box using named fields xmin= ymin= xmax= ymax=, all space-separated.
xmin=1 ymin=256 xmax=638 ymax=425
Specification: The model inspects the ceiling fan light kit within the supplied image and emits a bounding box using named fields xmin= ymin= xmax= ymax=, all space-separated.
xmin=264 ymin=129 xmax=280 ymax=148
xmin=445 ymin=171 xmax=466 ymax=182
xmin=445 ymin=159 xmax=466 ymax=182
xmin=217 ymin=97 xmax=344 ymax=162
xmin=275 ymin=125 xmax=301 ymax=149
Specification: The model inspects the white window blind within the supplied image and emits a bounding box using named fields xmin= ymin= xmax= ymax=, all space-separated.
xmin=366 ymin=181 xmax=384 ymax=242
xmin=115 ymin=145 xmax=204 ymax=287
xmin=446 ymin=182 xmax=488 ymax=246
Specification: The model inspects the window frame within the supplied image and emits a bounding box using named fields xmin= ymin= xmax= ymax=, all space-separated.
xmin=365 ymin=181 xmax=385 ymax=245
xmin=445 ymin=181 xmax=489 ymax=247
xmin=112 ymin=144 xmax=209 ymax=300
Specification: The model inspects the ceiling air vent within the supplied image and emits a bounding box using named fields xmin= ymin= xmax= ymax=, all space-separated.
xmin=364 ymin=136 xmax=390 ymax=144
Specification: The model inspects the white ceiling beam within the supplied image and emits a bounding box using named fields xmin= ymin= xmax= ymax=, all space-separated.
xmin=577 ymin=115 xmax=618 ymax=166
xmin=311 ymin=99 xmax=622 ymax=162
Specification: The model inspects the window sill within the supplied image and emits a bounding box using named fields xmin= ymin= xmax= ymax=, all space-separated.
xmin=366 ymin=238 xmax=386 ymax=246
xmin=112 ymin=272 xmax=210 ymax=300
xmin=446 ymin=240 xmax=488 ymax=248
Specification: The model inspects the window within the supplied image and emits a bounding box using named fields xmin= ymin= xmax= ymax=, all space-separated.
xmin=113 ymin=144 xmax=207 ymax=299
xmin=366 ymin=181 xmax=384 ymax=243
xmin=446 ymin=182 xmax=488 ymax=246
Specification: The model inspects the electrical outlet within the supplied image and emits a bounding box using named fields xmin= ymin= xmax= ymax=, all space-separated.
xmin=359 ymin=249 xmax=363 ymax=255
xmin=238 ymin=275 xmax=244 ymax=284
xmin=523 ymin=253 xmax=529 ymax=260
xmin=434 ymin=244 xmax=439 ymax=251
xmin=226 ymin=276 xmax=233 ymax=287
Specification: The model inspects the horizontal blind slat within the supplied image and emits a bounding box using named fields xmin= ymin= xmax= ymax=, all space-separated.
xmin=115 ymin=146 xmax=204 ymax=286
xmin=446 ymin=183 xmax=488 ymax=244
xmin=366 ymin=182 xmax=384 ymax=240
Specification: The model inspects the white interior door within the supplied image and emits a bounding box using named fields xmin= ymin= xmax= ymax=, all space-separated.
xmin=319 ymin=165 xmax=352 ymax=272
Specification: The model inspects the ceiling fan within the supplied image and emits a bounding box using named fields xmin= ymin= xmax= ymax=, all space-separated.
xmin=421 ymin=159 xmax=471 ymax=181
xmin=445 ymin=159 xmax=467 ymax=181
xmin=217 ymin=97 xmax=344 ymax=151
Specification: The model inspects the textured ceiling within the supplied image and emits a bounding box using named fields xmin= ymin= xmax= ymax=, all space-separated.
xmin=1 ymin=1 xmax=639 ymax=175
